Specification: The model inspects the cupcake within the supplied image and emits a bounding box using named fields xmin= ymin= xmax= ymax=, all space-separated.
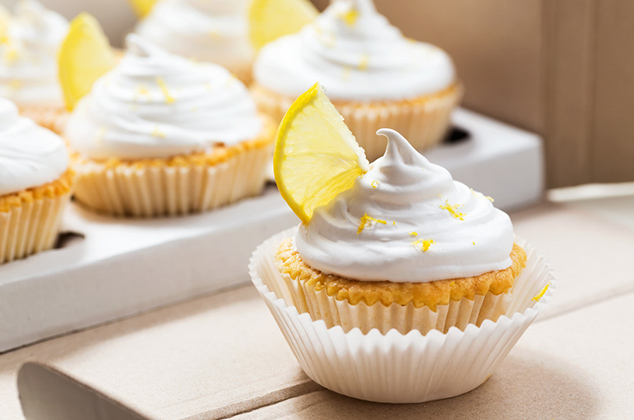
xmin=134 ymin=0 xmax=254 ymax=84
xmin=0 ymin=98 xmax=73 ymax=264
xmin=64 ymin=35 xmax=274 ymax=217
xmin=276 ymin=128 xmax=526 ymax=334
xmin=249 ymin=84 xmax=554 ymax=403
xmin=0 ymin=0 xmax=69 ymax=134
xmin=252 ymin=0 xmax=461 ymax=161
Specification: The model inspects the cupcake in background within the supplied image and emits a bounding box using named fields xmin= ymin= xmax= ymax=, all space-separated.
xmin=252 ymin=0 xmax=462 ymax=161
xmin=0 ymin=98 xmax=74 ymax=264
xmin=134 ymin=0 xmax=254 ymax=84
xmin=64 ymin=33 xmax=274 ymax=217
xmin=0 ymin=0 xmax=69 ymax=133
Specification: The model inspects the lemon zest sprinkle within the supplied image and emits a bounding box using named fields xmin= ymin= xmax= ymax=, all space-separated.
xmin=357 ymin=213 xmax=387 ymax=234
xmin=3 ymin=47 xmax=19 ymax=64
xmin=473 ymin=241 xmax=476 ymax=245
xmin=342 ymin=65 xmax=351 ymax=80
xmin=151 ymin=125 xmax=166 ymax=138
xmin=471 ymin=188 xmax=494 ymax=202
xmin=440 ymin=200 xmax=465 ymax=220
xmin=155 ymin=77 xmax=175 ymax=103
xmin=532 ymin=284 xmax=550 ymax=302
xmin=370 ymin=180 xmax=379 ymax=189
xmin=392 ymin=221 xmax=396 ymax=226
xmin=359 ymin=54 xmax=369 ymax=71
xmin=135 ymin=85 xmax=150 ymax=99
xmin=339 ymin=9 xmax=359 ymax=26
xmin=409 ymin=232 xmax=418 ymax=236
xmin=412 ymin=239 xmax=434 ymax=252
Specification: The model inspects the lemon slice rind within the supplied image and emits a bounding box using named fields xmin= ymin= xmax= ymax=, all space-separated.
xmin=249 ymin=0 xmax=319 ymax=52
xmin=274 ymin=83 xmax=369 ymax=224
xmin=58 ymin=13 xmax=116 ymax=111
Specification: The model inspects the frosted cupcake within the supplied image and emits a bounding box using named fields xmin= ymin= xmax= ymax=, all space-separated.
xmin=0 ymin=98 xmax=73 ymax=264
xmin=0 ymin=0 xmax=69 ymax=133
xmin=249 ymin=84 xmax=553 ymax=403
xmin=276 ymin=129 xmax=525 ymax=334
xmin=64 ymin=35 xmax=274 ymax=217
xmin=252 ymin=0 xmax=461 ymax=161
xmin=135 ymin=0 xmax=254 ymax=84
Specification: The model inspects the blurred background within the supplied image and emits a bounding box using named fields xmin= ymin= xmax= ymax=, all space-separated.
xmin=2 ymin=0 xmax=633 ymax=189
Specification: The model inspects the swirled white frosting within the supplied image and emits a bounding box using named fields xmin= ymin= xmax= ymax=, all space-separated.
xmin=135 ymin=0 xmax=253 ymax=70
xmin=65 ymin=35 xmax=262 ymax=160
xmin=295 ymin=129 xmax=514 ymax=283
xmin=254 ymin=0 xmax=455 ymax=101
xmin=0 ymin=98 xmax=69 ymax=196
xmin=0 ymin=0 xmax=68 ymax=106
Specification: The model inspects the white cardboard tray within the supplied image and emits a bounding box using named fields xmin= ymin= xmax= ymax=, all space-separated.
xmin=0 ymin=108 xmax=543 ymax=353
xmin=428 ymin=108 xmax=544 ymax=211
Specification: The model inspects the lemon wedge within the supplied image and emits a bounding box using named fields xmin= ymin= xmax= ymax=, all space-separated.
xmin=249 ymin=0 xmax=319 ymax=52
xmin=58 ymin=13 xmax=116 ymax=111
xmin=274 ymin=83 xmax=369 ymax=224
xmin=127 ymin=0 xmax=158 ymax=18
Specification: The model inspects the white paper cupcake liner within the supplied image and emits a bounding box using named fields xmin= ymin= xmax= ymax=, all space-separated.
xmin=277 ymin=238 xmax=513 ymax=335
xmin=249 ymin=228 xmax=555 ymax=403
xmin=72 ymin=144 xmax=272 ymax=217
xmin=0 ymin=191 xmax=71 ymax=264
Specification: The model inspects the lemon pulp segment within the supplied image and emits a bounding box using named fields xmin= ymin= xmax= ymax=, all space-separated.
xmin=274 ymin=83 xmax=369 ymax=223
xmin=249 ymin=0 xmax=318 ymax=52
xmin=58 ymin=13 xmax=116 ymax=111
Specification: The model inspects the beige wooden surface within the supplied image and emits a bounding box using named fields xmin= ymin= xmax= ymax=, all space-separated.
xmin=2 ymin=196 xmax=634 ymax=418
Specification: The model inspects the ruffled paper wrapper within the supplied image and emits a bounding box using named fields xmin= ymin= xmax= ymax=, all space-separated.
xmin=251 ymin=82 xmax=463 ymax=161
xmin=18 ymin=105 xmax=69 ymax=135
xmin=0 ymin=171 xmax=74 ymax=264
xmin=249 ymin=228 xmax=555 ymax=403
xmin=72 ymin=136 xmax=273 ymax=217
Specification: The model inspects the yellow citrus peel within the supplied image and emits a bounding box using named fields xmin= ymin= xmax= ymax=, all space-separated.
xmin=58 ymin=13 xmax=116 ymax=111
xmin=532 ymin=284 xmax=550 ymax=302
xmin=127 ymin=0 xmax=158 ymax=18
xmin=248 ymin=0 xmax=319 ymax=52
xmin=274 ymin=83 xmax=369 ymax=224
xmin=439 ymin=200 xmax=465 ymax=220
xmin=412 ymin=239 xmax=434 ymax=252
xmin=357 ymin=213 xmax=387 ymax=234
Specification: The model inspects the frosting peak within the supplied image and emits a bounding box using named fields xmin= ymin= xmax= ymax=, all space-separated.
xmin=294 ymin=129 xmax=514 ymax=283
xmin=65 ymin=35 xmax=262 ymax=160
xmin=0 ymin=0 xmax=68 ymax=106
xmin=0 ymin=98 xmax=69 ymax=196
xmin=254 ymin=0 xmax=455 ymax=101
